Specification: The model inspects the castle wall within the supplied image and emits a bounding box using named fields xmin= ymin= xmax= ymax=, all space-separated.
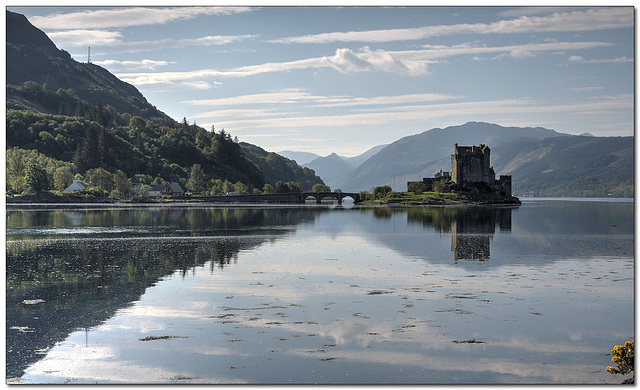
xmin=451 ymin=144 xmax=494 ymax=184
xmin=497 ymin=175 xmax=512 ymax=196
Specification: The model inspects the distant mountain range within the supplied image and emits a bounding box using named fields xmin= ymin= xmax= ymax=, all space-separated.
xmin=284 ymin=122 xmax=632 ymax=197
xmin=279 ymin=144 xmax=388 ymax=183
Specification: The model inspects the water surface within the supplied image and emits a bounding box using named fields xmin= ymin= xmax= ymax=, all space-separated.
xmin=6 ymin=199 xmax=634 ymax=384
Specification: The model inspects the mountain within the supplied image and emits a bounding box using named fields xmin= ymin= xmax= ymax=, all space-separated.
xmin=292 ymin=144 xmax=389 ymax=185
xmin=329 ymin=122 xmax=561 ymax=191
xmin=303 ymin=153 xmax=355 ymax=183
xmin=327 ymin=122 xmax=633 ymax=197
xmin=277 ymin=150 xmax=321 ymax=165
xmin=240 ymin=143 xmax=324 ymax=191
xmin=6 ymin=10 xmax=170 ymax=122
xmin=493 ymin=135 xmax=633 ymax=197
xmin=344 ymin=144 xmax=388 ymax=167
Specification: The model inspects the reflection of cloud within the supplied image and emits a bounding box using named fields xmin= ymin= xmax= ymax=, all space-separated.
xmin=26 ymin=357 xmax=247 ymax=384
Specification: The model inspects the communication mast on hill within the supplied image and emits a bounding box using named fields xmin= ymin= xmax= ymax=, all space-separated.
xmin=87 ymin=46 xmax=91 ymax=64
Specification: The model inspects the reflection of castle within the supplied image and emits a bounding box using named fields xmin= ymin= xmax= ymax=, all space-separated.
xmin=406 ymin=206 xmax=512 ymax=262
xmin=450 ymin=207 xmax=512 ymax=261
xmin=408 ymin=144 xmax=512 ymax=196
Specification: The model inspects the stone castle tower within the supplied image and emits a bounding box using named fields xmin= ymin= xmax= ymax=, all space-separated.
xmin=407 ymin=143 xmax=513 ymax=197
xmin=451 ymin=144 xmax=495 ymax=184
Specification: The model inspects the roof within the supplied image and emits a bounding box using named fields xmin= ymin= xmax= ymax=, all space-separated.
xmin=167 ymin=182 xmax=184 ymax=193
xmin=63 ymin=179 xmax=84 ymax=192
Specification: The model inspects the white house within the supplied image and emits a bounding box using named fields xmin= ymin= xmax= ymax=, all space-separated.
xmin=63 ymin=179 xmax=84 ymax=192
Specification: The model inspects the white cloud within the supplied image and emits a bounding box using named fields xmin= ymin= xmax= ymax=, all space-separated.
xmin=269 ymin=7 xmax=632 ymax=44
xmin=47 ymin=30 xmax=122 ymax=46
xmin=568 ymin=86 xmax=605 ymax=92
xmin=409 ymin=41 xmax=612 ymax=61
xmin=327 ymin=47 xmax=431 ymax=76
xmin=186 ymin=91 xmax=458 ymax=109
xmin=29 ymin=6 xmax=253 ymax=30
xmin=497 ymin=7 xmax=580 ymax=18
xmin=205 ymin=94 xmax=632 ymax=131
xmin=117 ymin=46 xmax=432 ymax=85
xmin=49 ymin=31 xmax=257 ymax=54
xmin=115 ymin=40 xmax=611 ymax=90
xmin=94 ymin=59 xmax=174 ymax=71
xmin=191 ymin=108 xmax=296 ymax=120
xmin=569 ymin=56 xmax=633 ymax=63
xmin=185 ymin=90 xmax=332 ymax=106
xmin=509 ymin=49 xmax=537 ymax=59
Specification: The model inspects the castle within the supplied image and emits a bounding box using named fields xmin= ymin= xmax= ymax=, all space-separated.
xmin=409 ymin=144 xmax=512 ymax=196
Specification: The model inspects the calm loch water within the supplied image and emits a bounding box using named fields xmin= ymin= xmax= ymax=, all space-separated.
xmin=6 ymin=199 xmax=634 ymax=384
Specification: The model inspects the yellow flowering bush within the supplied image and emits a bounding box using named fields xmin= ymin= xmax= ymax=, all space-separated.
xmin=607 ymin=340 xmax=634 ymax=376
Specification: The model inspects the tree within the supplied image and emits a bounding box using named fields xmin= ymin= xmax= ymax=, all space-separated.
xmin=53 ymin=166 xmax=75 ymax=192
xmin=233 ymin=181 xmax=247 ymax=194
xmin=274 ymin=181 xmax=288 ymax=193
xmin=58 ymin=101 xmax=67 ymax=116
xmin=223 ymin=179 xmax=234 ymax=194
xmin=262 ymin=183 xmax=275 ymax=194
xmin=75 ymin=101 xmax=85 ymax=118
xmin=129 ymin=116 xmax=146 ymax=132
xmin=112 ymin=170 xmax=130 ymax=197
xmin=373 ymin=185 xmax=392 ymax=199
xmin=408 ymin=181 xmax=427 ymax=194
xmin=312 ymin=183 xmax=331 ymax=192
xmin=433 ymin=179 xmax=450 ymax=193
xmin=210 ymin=179 xmax=224 ymax=195
xmin=286 ymin=181 xmax=303 ymax=193
xmin=131 ymin=183 xmax=151 ymax=198
xmin=24 ymin=163 xmax=51 ymax=193
xmin=187 ymin=164 xmax=205 ymax=193
xmin=85 ymin=167 xmax=114 ymax=192
xmin=74 ymin=125 xmax=102 ymax=172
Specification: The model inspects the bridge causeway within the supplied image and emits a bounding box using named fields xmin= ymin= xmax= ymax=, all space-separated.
xmin=198 ymin=192 xmax=361 ymax=204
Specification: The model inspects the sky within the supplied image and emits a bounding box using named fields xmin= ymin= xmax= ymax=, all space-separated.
xmin=7 ymin=4 xmax=635 ymax=157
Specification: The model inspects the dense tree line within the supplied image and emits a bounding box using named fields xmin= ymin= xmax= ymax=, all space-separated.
xmin=6 ymin=108 xmax=263 ymax=191
xmin=6 ymin=104 xmax=325 ymax=197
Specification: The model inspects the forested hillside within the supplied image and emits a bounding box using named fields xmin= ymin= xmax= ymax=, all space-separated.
xmin=5 ymin=10 xmax=324 ymax=197
xmin=6 ymin=109 xmax=266 ymax=193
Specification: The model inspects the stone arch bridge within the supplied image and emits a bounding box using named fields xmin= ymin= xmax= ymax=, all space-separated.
xmin=198 ymin=192 xmax=361 ymax=205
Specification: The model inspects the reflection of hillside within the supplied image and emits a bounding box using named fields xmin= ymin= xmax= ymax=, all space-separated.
xmin=6 ymin=207 xmax=324 ymax=379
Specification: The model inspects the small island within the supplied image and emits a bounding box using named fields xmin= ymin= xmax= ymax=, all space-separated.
xmin=375 ymin=143 xmax=521 ymax=206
